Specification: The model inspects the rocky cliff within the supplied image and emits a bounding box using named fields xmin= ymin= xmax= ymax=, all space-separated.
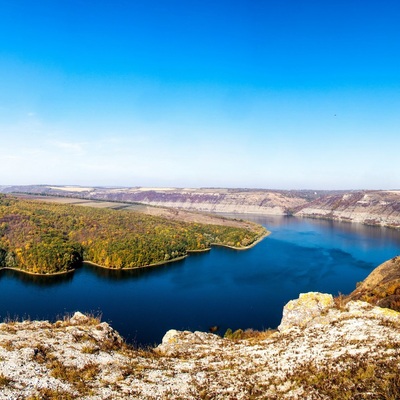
xmin=2 ymin=185 xmax=400 ymax=229
xmin=295 ymin=190 xmax=400 ymax=229
xmin=1 ymin=293 xmax=399 ymax=399
xmin=0 ymin=186 xmax=314 ymax=215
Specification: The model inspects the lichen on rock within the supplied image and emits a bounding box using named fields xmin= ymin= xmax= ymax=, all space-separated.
xmin=278 ymin=292 xmax=334 ymax=332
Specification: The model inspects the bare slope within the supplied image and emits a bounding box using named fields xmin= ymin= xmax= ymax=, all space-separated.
xmin=348 ymin=255 xmax=400 ymax=311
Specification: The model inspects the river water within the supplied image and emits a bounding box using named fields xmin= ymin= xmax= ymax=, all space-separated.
xmin=1 ymin=215 xmax=399 ymax=346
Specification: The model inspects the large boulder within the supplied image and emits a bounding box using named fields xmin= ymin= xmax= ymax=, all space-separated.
xmin=278 ymin=292 xmax=334 ymax=332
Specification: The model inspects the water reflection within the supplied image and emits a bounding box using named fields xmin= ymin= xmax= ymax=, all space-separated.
xmin=0 ymin=268 xmax=74 ymax=287
xmin=82 ymin=259 xmax=187 ymax=281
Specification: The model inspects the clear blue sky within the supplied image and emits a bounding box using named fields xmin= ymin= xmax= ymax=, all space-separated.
xmin=1 ymin=0 xmax=399 ymax=189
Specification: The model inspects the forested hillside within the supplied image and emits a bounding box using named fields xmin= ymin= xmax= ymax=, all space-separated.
xmin=0 ymin=195 xmax=265 ymax=275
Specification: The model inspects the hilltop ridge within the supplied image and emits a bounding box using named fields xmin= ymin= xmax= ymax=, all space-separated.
xmin=2 ymin=185 xmax=399 ymax=229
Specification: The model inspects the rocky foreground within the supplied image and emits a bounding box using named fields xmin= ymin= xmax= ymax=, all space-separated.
xmin=1 ymin=292 xmax=399 ymax=399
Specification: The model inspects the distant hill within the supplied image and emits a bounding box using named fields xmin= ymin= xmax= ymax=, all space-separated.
xmin=1 ymin=185 xmax=400 ymax=229
xmin=294 ymin=190 xmax=400 ymax=229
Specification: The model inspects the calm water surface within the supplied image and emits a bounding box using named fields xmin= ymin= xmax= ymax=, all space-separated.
xmin=1 ymin=215 xmax=400 ymax=346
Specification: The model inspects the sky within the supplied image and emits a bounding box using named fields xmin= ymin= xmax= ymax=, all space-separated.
xmin=1 ymin=0 xmax=400 ymax=190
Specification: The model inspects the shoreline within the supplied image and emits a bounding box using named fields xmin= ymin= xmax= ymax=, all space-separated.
xmin=1 ymin=232 xmax=269 ymax=277
xmin=187 ymin=248 xmax=211 ymax=253
xmin=84 ymin=232 xmax=269 ymax=270
xmin=212 ymin=230 xmax=270 ymax=251
xmin=0 ymin=267 xmax=75 ymax=277
xmin=83 ymin=255 xmax=189 ymax=271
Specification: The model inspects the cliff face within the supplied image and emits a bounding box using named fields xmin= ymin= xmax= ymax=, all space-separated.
xmin=2 ymin=185 xmax=400 ymax=229
xmin=294 ymin=190 xmax=400 ymax=228
xmin=114 ymin=189 xmax=309 ymax=215
xmin=1 ymin=294 xmax=399 ymax=399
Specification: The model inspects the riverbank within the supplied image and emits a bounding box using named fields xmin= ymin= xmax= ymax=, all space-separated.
xmin=0 ymin=267 xmax=75 ymax=277
xmin=211 ymin=230 xmax=270 ymax=251
xmin=83 ymin=233 xmax=269 ymax=272
xmin=1 ymin=231 xmax=268 ymax=277
xmin=83 ymin=255 xmax=189 ymax=271
xmin=81 ymin=231 xmax=269 ymax=271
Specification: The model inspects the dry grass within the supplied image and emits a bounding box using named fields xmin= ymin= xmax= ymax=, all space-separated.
xmin=0 ymin=324 xmax=17 ymax=334
xmin=81 ymin=345 xmax=99 ymax=354
xmin=0 ymin=373 xmax=13 ymax=387
xmin=31 ymin=343 xmax=56 ymax=364
xmin=224 ymin=328 xmax=276 ymax=343
xmin=95 ymin=333 xmax=124 ymax=353
xmin=61 ymin=312 xmax=102 ymax=326
xmin=120 ymin=359 xmax=148 ymax=379
xmin=287 ymin=354 xmax=400 ymax=400
xmin=347 ymin=256 xmax=400 ymax=312
xmin=333 ymin=292 xmax=349 ymax=310
xmin=1 ymin=340 xmax=14 ymax=351
xmin=27 ymin=388 xmax=77 ymax=400
xmin=48 ymin=358 xmax=100 ymax=395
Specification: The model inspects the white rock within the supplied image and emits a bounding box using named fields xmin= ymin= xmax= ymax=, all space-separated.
xmin=278 ymin=292 xmax=334 ymax=332
xmin=0 ymin=299 xmax=399 ymax=399
xmin=69 ymin=311 xmax=89 ymax=325
xmin=161 ymin=329 xmax=179 ymax=344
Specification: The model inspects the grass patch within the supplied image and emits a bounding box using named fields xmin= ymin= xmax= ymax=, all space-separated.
xmin=32 ymin=344 xmax=56 ymax=364
xmin=288 ymin=354 xmax=400 ymax=399
xmin=0 ymin=373 xmax=13 ymax=387
xmin=1 ymin=340 xmax=14 ymax=351
xmin=59 ymin=311 xmax=102 ymax=327
xmin=224 ymin=328 xmax=276 ymax=342
xmin=27 ymin=388 xmax=77 ymax=400
xmin=47 ymin=359 xmax=100 ymax=396
xmin=81 ymin=345 xmax=99 ymax=354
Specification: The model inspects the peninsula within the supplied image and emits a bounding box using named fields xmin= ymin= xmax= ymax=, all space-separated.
xmin=0 ymin=195 xmax=266 ymax=275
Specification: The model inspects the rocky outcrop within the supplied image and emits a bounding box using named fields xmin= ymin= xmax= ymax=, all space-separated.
xmin=1 ymin=296 xmax=400 ymax=399
xmin=277 ymin=292 xmax=334 ymax=332
xmin=118 ymin=189 xmax=309 ymax=215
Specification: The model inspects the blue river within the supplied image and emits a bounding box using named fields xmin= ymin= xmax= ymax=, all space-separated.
xmin=1 ymin=215 xmax=399 ymax=346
